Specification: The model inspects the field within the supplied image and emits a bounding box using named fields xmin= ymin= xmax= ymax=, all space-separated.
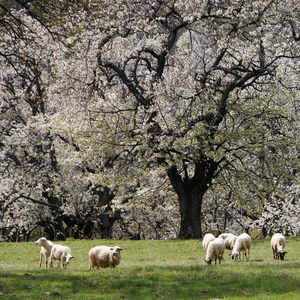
xmin=1 ymin=237 xmax=300 ymax=299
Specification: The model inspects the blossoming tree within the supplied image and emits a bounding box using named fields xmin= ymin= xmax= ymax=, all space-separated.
xmin=2 ymin=0 xmax=300 ymax=239
xmin=49 ymin=0 xmax=300 ymax=238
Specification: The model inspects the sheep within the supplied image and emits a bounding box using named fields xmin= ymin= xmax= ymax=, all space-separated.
xmin=35 ymin=237 xmax=55 ymax=268
xmin=218 ymin=233 xmax=237 ymax=250
xmin=49 ymin=244 xmax=74 ymax=269
xmin=89 ymin=246 xmax=123 ymax=269
xmin=204 ymin=237 xmax=225 ymax=264
xmin=230 ymin=233 xmax=251 ymax=261
xmin=218 ymin=233 xmax=234 ymax=240
xmin=202 ymin=233 xmax=215 ymax=254
xmin=271 ymin=233 xmax=287 ymax=260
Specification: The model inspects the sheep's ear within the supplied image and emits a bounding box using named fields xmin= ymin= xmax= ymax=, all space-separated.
xmin=228 ymin=252 xmax=232 ymax=256
xmin=284 ymin=251 xmax=288 ymax=254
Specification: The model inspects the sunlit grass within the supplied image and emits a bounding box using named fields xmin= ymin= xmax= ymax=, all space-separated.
xmin=0 ymin=237 xmax=300 ymax=299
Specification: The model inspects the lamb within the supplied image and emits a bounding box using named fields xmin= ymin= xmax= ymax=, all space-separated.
xmin=35 ymin=237 xmax=55 ymax=268
xmin=49 ymin=244 xmax=74 ymax=269
xmin=202 ymin=233 xmax=215 ymax=254
xmin=204 ymin=237 xmax=225 ymax=264
xmin=271 ymin=233 xmax=287 ymax=260
xmin=230 ymin=233 xmax=251 ymax=261
xmin=218 ymin=233 xmax=237 ymax=250
xmin=89 ymin=246 xmax=123 ymax=269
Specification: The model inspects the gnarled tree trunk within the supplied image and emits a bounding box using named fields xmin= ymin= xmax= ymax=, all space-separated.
xmin=168 ymin=158 xmax=218 ymax=239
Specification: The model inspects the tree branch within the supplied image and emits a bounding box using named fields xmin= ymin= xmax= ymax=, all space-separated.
xmin=20 ymin=194 xmax=61 ymax=209
xmin=101 ymin=61 xmax=151 ymax=107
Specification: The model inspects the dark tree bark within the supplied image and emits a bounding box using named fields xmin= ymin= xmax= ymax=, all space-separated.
xmin=168 ymin=158 xmax=218 ymax=239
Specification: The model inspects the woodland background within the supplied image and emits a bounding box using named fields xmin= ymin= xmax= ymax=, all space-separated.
xmin=2 ymin=0 xmax=300 ymax=242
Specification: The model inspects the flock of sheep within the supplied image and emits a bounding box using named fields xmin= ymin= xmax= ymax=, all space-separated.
xmin=203 ymin=232 xmax=287 ymax=264
xmin=35 ymin=232 xmax=287 ymax=270
xmin=35 ymin=237 xmax=122 ymax=270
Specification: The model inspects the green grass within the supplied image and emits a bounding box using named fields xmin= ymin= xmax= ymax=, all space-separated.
xmin=1 ymin=237 xmax=300 ymax=299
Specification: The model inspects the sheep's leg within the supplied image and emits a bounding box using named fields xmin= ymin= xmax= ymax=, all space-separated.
xmin=39 ymin=252 xmax=43 ymax=268
xmin=61 ymin=256 xmax=66 ymax=269
xmin=274 ymin=251 xmax=277 ymax=259
xmin=49 ymin=256 xmax=53 ymax=269
xmin=89 ymin=258 xmax=94 ymax=270
xmin=45 ymin=254 xmax=48 ymax=268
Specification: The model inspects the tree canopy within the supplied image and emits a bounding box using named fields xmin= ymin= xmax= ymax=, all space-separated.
xmin=1 ymin=0 xmax=300 ymax=240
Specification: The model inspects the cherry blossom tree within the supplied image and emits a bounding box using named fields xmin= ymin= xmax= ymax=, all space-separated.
xmin=0 ymin=1 xmax=115 ymax=240
xmin=2 ymin=0 xmax=300 ymax=240
xmin=49 ymin=0 xmax=300 ymax=238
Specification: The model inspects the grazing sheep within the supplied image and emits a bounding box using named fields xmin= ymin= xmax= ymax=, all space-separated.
xmin=49 ymin=244 xmax=74 ymax=269
xmin=230 ymin=233 xmax=251 ymax=261
xmin=35 ymin=237 xmax=55 ymax=268
xmin=89 ymin=246 xmax=123 ymax=269
xmin=204 ymin=237 xmax=225 ymax=265
xmin=202 ymin=233 xmax=215 ymax=254
xmin=218 ymin=233 xmax=237 ymax=250
xmin=218 ymin=233 xmax=232 ymax=240
xmin=271 ymin=233 xmax=287 ymax=260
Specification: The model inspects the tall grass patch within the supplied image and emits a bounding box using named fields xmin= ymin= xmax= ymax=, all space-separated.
xmin=0 ymin=237 xmax=300 ymax=299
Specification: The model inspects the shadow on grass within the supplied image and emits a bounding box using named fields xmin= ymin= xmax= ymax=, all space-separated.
xmin=1 ymin=262 xmax=300 ymax=299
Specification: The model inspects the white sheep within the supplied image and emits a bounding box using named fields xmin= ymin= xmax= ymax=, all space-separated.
xmin=271 ymin=233 xmax=287 ymax=260
xmin=204 ymin=237 xmax=225 ymax=264
xmin=202 ymin=233 xmax=215 ymax=254
xmin=218 ymin=233 xmax=231 ymax=239
xmin=230 ymin=233 xmax=251 ymax=261
xmin=218 ymin=233 xmax=237 ymax=250
xmin=89 ymin=246 xmax=123 ymax=269
xmin=35 ymin=237 xmax=55 ymax=268
xmin=49 ymin=244 xmax=74 ymax=269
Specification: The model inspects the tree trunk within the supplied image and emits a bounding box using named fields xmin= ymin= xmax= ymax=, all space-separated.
xmin=178 ymin=186 xmax=203 ymax=239
xmin=167 ymin=159 xmax=218 ymax=239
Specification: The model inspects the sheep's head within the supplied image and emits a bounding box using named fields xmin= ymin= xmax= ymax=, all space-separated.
xmin=230 ymin=252 xmax=239 ymax=261
xmin=276 ymin=251 xmax=287 ymax=261
xmin=110 ymin=246 xmax=123 ymax=259
xmin=35 ymin=237 xmax=47 ymax=246
xmin=204 ymin=258 xmax=213 ymax=264
xmin=65 ymin=254 xmax=74 ymax=264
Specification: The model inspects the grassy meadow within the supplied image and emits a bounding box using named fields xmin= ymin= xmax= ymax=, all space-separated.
xmin=1 ymin=237 xmax=300 ymax=299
